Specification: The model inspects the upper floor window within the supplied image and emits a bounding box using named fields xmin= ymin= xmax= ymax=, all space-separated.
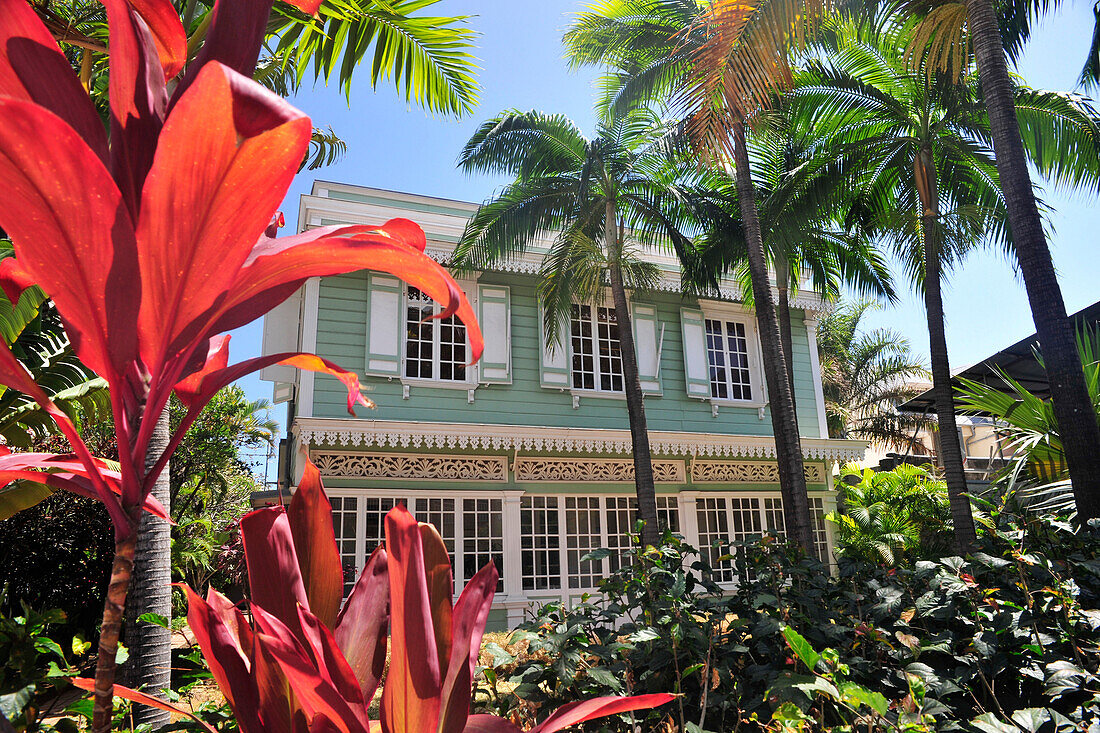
xmin=571 ymin=304 xmax=623 ymax=392
xmin=405 ymin=287 xmax=467 ymax=382
xmin=705 ymin=317 xmax=753 ymax=401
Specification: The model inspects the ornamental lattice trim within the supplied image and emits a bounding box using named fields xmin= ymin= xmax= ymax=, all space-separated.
xmin=311 ymin=451 xmax=507 ymax=481
xmin=513 ymin=457 xmax=686 ymax=483
xmin=297 ymin=426 xmax=865 ymax=462
xmin=691 ymin=460 xmax=825 ymax=484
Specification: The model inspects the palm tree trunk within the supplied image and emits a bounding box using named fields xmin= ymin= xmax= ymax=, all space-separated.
xmin=122 ymin=410 xmax=172 ymax=729
xmin=732 ymin=121 xmax=814 ymax=554
xmin=606 ymin=200 xmax=660 ymax=548
xmin=965 ymin=0 xmax=1100 ymax=519
xmin=922 ymin=220 xmax=977 ymax=549
xmin=775 ymin=251 xmax=797 ymax=410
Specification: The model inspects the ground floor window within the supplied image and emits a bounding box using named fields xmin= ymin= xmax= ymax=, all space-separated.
xmin=328 ymin=493 xmax=501 ymax=594
xmin=327 ymin=489 xmax=830 ymax=598
xmin=696 ymin=495 xmax=830 ymax=583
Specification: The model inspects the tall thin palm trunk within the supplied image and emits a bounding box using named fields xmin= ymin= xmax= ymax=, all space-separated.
xmin=122 ymin=411 xmax=173 ymax=728
xmin=606 ymin=200 xmax=660 ymax=548
xmin=921 ymin=218 xmax=977 ymax=549
xmin=965 ymin=0 xmax=1100 ymax=519
xmin=732 ymin=122 xmax=814 ymax=553
xmin=774 ymin=251 xmax=798 ymax=410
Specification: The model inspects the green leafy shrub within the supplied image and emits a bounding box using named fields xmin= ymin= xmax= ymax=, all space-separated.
xmin=828 ymin=463 xmax=954 ymax=565
xmin=483 ymin=512 xmax=1100 ymax=732
xmin=0 ymin=599 xmax=88 ymax=731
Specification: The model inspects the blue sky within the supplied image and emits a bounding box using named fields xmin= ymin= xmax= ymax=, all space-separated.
xmin=230 ymin=0 xmax=1100 ymax=472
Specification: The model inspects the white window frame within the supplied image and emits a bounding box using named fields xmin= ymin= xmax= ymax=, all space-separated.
xmin=401 ymin=283 xmax=476 ymax=389
xmin=697 ymin=301 xmax=766 ymax=409
xmin=694 ymin=491 xmax=833 ymax=587
xmin=521 ymin=494 xmax=682 ymax=591
xmin=326 ymin=489 xmax=504 ymax=597
xmin=569 ymin=302 xmax=626 ymax=397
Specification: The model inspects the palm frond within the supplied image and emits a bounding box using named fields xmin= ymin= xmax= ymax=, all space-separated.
xmin=270 ymin=0 xmax=479 ymax=116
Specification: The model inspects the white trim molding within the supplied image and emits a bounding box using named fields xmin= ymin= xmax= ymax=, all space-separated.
xmin=294 ymin=418 xmax=867 ymax=462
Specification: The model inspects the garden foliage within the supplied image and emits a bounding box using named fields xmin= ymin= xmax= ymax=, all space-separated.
xmin=483 ymin=511 xmax=1100 ymax=732
xmin=84 ymin=460 xmax=673 ymax=733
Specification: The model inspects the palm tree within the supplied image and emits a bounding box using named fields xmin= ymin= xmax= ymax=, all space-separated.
xmin=565 ymin=0 xmax=838 ymax=553
xmin=817 ymin=299 xmax=930 ymax=447
xmin=898 ymin=0 xmax=1100 ymax=518
xmin=829 ymin=462 xmax=952 ymax=565
xmin=697 ymin=120 xmax=897 ymax=405
xmin=454 ymin=108 xmax=704 ymax=548
xmin=792 ymin=16 xmax=1100 ymax=546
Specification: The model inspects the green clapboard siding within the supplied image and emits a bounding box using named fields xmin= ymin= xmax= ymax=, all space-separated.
xmin=311 ymin=271 xmax=825 ymax=438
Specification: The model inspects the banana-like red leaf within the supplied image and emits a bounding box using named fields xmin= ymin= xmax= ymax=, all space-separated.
xmin=529 ymin=695 xmax=677 ymax=732
xmin=0 ymin=100 xmax=138 ymax=383
xmin=173 ymin=0 xmax=320 ymax=105
xmin=241 ymin=507 xmax=310 ymax=643
xmin=207 ymin=220 xmax=483 ymax=365
xmin=184 ymin=586 xmax=262 ymax=733
xmin=137 ymin=62 xmax=310 ymax=370
xmin=122 ymin=0 xmax=188 ymax=79
xmin=288 ymin=461 xmax=345 ymax=630
xmin=99 ymin=0 xmax=171 ymax=213
xmin=334 ymin=547 xmax=389 ymax=706
xmin=381 ymin=505 xmax=444 ymax=733
xmin=439 ymin=561 xmax=498 ymax=733
xmin=70 ymin=677 xmax=218 ymax=733
xmin=0 ymin=0 xmax=109 ymax=160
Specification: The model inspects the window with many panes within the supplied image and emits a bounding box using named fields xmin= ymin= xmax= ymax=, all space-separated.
xmin=523 ymin=495 xmax=681 ymax=590
xmin=571 ymin=304 xmax=624 ymax=392
xmin=705 ymin=318 xmax=753 ymax=401
xmin=521 ymin=496 xmax=561 ymax=591
xmin=463 ymin=498 xmax=504 ymax=592
xmin=330 ymin=497 xmax=359 ymax=596
xmin=326 ymin=494 xmax=500 ymax=595
xmin=405 ymin=287 xmax=468 ymax=382
xmin=695 ymin=495 xmax=831 ymax=583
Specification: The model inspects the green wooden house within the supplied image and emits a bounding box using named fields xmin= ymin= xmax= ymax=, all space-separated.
xmin=259 ymin=182 xmax=866 ymax=627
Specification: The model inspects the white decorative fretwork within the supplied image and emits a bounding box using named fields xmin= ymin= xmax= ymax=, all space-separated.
xmin=295 ymin=418 xmax=867 ymax=463
xmin=513 ymin=457 xmax=685 ymax=483
xmin=311 ymin=451 xmax=506 ymax=481
xmin=691 ymin=460 xmax=825 ymax=484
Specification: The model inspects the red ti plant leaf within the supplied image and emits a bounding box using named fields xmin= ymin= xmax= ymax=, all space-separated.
xmin=241 ymin=507 xmax=310 ymax=642
xmin=334 ymin=547 xmax=389 ymax=706
xmin=70 ymin=678 xmax=219 ymax=733
xmin=0 ymin=0 xmax=109 ymax=159
xmin=288 ymin=460 xmax=345 ymax=629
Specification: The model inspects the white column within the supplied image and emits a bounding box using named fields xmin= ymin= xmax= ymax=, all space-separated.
xmin=678 ymin=491 xmax=700 ymax=550
xmin=297 ymin=277 xmax=321 ymax=419
xmin=804 ymin=315 xmax=830 ymax=439
xmin=501 ymin=490 xmax=523 ymax=602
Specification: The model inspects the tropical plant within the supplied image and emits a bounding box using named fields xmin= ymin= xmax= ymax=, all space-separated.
xmin=955 ymin=326 xmax=1100 ymax=517
xmin=0 ymin=2 xmax=484 ymax=730
xmin=87 ymin=460 xmax=674 ymax=732
xmin=789 ymin=15 xmax=1085 ymax=547
xmin=490 ymin=509 xmax=1100 ymax=731
xmin=896 ymin=0 xmax=1100 ymax=518
xmin=564 ymin=0 xmax=828 ymax=553
xmin=454 ymin=106 xmax=705 ymax=548
xmin=828 ymin=463 xmax=953 ymax=564
xmin=817 ymin=299 xmax=929 ymax=448
xmin=692 ymin=119 xmax=897 ymax=406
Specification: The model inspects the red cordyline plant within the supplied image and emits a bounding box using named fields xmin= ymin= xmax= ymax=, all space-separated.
xmin=76 ymin=462 xmax=673 ymax=732
xmin=0 ymin=0 xmax=485 ymax=729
